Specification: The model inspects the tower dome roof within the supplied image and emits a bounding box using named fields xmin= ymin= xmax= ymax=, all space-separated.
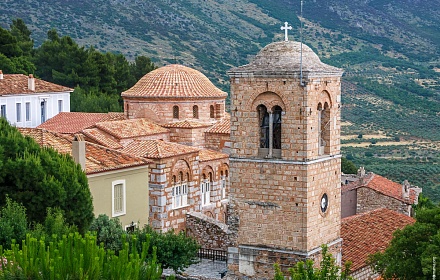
xmin=228 ymin=41 xmax=343 ymax=77
xmin=122 ymin=64 xmax=227 ymax=99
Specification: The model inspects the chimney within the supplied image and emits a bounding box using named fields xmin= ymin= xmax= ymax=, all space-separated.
xmin=402 ymin=180 xmax=410 ymax=200
xmin=0 ymin=70 xmax=3 ymax=80
xmin=72 ymin=134 xmax=86 ymax=171
xmin=28 ymin=74 xmax=35 ymax=91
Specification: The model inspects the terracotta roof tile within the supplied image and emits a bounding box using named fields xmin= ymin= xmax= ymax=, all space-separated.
xmin=341 ymin=208 xmax=415 ymax=272
xmin=0 ymin=74 xmax=73 ymax=95
xmin=199 ymin=149 xmax=229 ymax=162
xmin=162 ymin=119 xmax=211 ymax=129
xmin=205 ymin=117 xmax=230 ymax=134
xmin=37 ymin=112 xmax=125 ymax=134
xmin=342 ymin=173 xmax=417 ymax=204
xmin=121 ymin=64 xmax=227 ymax=99
xmin=95 ymin=118 xmax=169 ymax=139
xmin=82 ymin=128 xmax=123 ymax=150
xmin=18 ymin=128 xmax=150 ymax=174
xmin=121 ymin=140 xmax=199 ymax=159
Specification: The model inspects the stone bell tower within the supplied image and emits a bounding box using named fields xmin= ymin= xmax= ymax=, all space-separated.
xmin=226 ymin=40 xmax=344 ymax=279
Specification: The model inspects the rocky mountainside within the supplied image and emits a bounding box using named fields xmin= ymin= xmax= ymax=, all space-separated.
xmin=1 ymin=0 xmax=440 ymax=198
xmin=2 ymin=0 xmax=438 ymax=88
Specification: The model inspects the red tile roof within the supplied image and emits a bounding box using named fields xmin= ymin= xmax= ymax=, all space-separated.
xmin=0 ymin=74 xmax=73 ymax=95
xmin=342 ymin=173 xmax=417 ymax=204
xmin=37 ymin=112 xmax=125 ymax=134
xmin=95 ymin=118 xmax=169 ymax=139
xmin=341 ymin=208 xmax=415 ymax=272
xmin=82 ymin=128 xmax=123 ymax=150
xmin=205 ymin=117 xmax=230 ymax=134
xmin=162 ymin=120 xmax=210 ymax=129
xmin=121 ymin=64 xmax=227 ymax=99
xmin=18 ymin=128 xmax=150 ymax=174
xmin=199 ymin=149 xmax=229 ymax=162
xmin=121 ymin=140 xmax=199 ymax=159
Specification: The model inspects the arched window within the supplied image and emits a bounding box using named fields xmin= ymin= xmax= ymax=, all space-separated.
xmin=173 ymin=106 xmax=179 ymax=119
xmin=272 ymin=106 xmax=282 ymax=150
xmin=193 ymin=105 xmax=199 ymax=119
xmin=318 ymin=102 xmax=330 ymax=155
xmin=258 ymin=105 xmax=269 ymax=148
xmin=210 ymin=105 xmax=215 ymax=118
xmin=172 ymin=172 xmax=188 ymax=209
xmin=201 ymin=173 xmax=211 ymax=206
xmin=258 ymin=104 xmax=282 ymax=158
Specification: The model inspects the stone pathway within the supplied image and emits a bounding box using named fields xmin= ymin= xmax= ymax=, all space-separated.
xmin=163 ymin=258 xmax=227 ymax=279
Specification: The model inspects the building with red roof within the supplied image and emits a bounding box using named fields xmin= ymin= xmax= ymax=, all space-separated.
xmin=341 ymin=208 xmax=415 ymax=279
xmin=0 ymin=71 xmax=72 ymax=127
xmin=342 ymin=167 xmax=422 ymax=218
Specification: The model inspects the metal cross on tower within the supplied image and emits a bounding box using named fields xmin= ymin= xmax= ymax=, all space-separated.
xmin=281 ymin=22 xmax=292 ymax=41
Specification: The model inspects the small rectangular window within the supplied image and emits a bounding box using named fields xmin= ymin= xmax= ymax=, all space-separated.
xmin=0 ymin=105 xmax=6 ymax=118
xmin=25 ymin=102 xmax=30 ymax=121
xmin=58 ymin=100 xmax=63 ymax=113
xmin=16 ymin=103 xmax=21 ymax=122
xmin=112 ymin=180 xmax=126 ymax=217
xmin=201 ymin=180 xmax=211 ymax=206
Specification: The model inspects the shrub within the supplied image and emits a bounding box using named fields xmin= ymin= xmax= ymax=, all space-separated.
xmin=0 ymin=197 xmax=28 ymax=249
xmin=0 ymin=233 xmax=162 ymax=280
xmin=89 ymin=214 xmax=125 ymax=251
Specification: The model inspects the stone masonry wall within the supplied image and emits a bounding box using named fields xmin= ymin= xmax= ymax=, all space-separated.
xmin=124 ymin=98 xmax=225 ymax=124
xmin=186 ymin=212 xmax=233 ymax=250
xmin=357 ymin=187 xmax=411 ymax=216
xmin=204 ymin=133 xmax=230 ymax=151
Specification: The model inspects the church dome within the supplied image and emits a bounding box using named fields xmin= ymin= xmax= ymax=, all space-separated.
xmin=122 ymin=64 xmax=227 ymax=99
xmin=228 ymin=41 xmax=343 ymax=77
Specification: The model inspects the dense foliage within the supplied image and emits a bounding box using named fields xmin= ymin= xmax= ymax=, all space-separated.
xmin=133 ymin=226 xmax=200 ymax=273
xmin=0 ymin=233 xmax=163 ymax=280
xmin=274 ymin=245 xmax=353 ymax=280
xmin=368 ymin=201 xmax=440 ymax=279
xmin=0 ymin=118 xmax=94 ymax=232
xmin=0 ymin=19 xmax=156 ymax=113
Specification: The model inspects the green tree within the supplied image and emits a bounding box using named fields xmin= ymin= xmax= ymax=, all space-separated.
xmin=275 ymin=245 xmax=352 ymax=280
xmin=70 ymin=87 xmax=122 ymax=112
xmin=0 ymin=197 xmax=28 ymax=249
xmin=368 ymin=204 xmax=440 ymax=279
xmin=31 ymin=208 xmax=76 ymax=244
xmin=89 ymin=214 xmax=125 ymax=252
xmin=9 ymin=18 xmax=33 ymax=56
xmin=130 ymin=55 xmax=157 ymax=82
xmin=0 ymin=118 xmax=94 ymax=233
xmin=133 ymin=226 xmax=200 ymax=273
xmin=341 ymin=157 xmax=357 ymax=174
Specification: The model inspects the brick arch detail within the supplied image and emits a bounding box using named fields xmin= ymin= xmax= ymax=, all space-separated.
xmin=201 ymin=165 xmax=215 ymax=181
xmin=171 ymin=159 xmax=192 ymax=181
xmin=318 ymin=90 xmax=333 ymax=108
xmin=247 ymin=91 xmax=288 ymax=112
xmin=133 ymin=106 xmax=160 ymax=122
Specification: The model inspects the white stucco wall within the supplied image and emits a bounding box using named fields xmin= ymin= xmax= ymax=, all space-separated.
xmin=0 ymin=92 xmax=70 ymax=127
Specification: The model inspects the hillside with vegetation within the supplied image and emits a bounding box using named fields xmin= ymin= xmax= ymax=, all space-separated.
xmin=0 ymin=0 xmax=439 ymax=199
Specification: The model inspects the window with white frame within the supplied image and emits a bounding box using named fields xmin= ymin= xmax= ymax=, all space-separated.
xmin=0 ymin=105 xmax=5 ymax=118
xmin=58 ymin=100 xmax=63 ymax=113
xmin=16 ymin=103 xmax=21 ymax=122
xmin=221 ymin=171 xmax=227 ymax=199
xmin=172 ymin=172 xmax=188 ymax=209
xmin=25 ymin=102 xmax=30 ymax=121
xmin=112 ymin=180 xmax=126 ymax=217
xmin=201 ymin=174 xmax=211 ymax=206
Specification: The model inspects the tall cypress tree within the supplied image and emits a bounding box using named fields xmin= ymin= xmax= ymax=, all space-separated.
xmin=0 ymin=118 xmax=94 ymax=233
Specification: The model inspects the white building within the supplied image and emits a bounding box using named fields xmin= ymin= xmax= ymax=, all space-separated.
xmin=0 ymin=70 xmax=72 ymax=128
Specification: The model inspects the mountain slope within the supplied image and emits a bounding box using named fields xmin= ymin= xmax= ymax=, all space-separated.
xmin=1 ymin=0 xmax=439 ymax=197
